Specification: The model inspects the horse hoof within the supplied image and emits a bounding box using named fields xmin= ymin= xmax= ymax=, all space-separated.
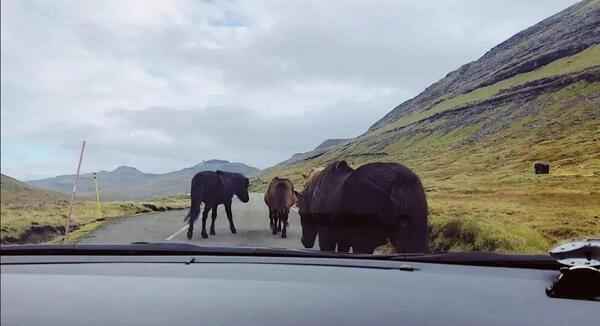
xmin=282 ymin=233 xmax=287 ymax=239
xmin=210 ymin=230 xmax=216 ymax=235
xmin=201 ymin=232 xmax=208 ymax=239
xmin=231 ymin=228 xmax=237 ymax=234
xmin=186 ymin=231 xmax=193 ymax=240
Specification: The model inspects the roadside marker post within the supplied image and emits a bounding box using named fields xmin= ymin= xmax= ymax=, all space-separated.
xmin=93 ymin=172 xmax=103 ymax=220
xmin=64 ymin=140 xmax=86 ymax=239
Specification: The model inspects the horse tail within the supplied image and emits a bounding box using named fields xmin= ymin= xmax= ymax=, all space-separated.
xmin=273 ymin=207 xmax=286 ymax=220
xmin=275 ymin=182 xmax=291 ymax=209
xmin=281 ymin=207 xmax=290 ymax=225
xmin=184 ymin=183 xmax=203 ymax=224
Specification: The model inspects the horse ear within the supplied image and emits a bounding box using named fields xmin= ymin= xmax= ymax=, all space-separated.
xmin=335 ymin=160 xmax=349 ymax=170
xmin=215 ymin=170 xmax=226 ymax=186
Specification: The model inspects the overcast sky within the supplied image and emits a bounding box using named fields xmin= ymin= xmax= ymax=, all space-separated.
xmin=1 ymin=0 xmax=579 ymax=180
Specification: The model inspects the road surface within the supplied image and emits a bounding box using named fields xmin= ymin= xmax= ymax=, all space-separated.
xmin=81 ymin=193 xmax=305 ymax=249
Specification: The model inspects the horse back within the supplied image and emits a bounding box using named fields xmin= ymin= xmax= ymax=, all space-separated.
xmin=265 ymin=177 xmax=295 ymax=211
xmin=190 ymin=171 xmax=227 ymax=206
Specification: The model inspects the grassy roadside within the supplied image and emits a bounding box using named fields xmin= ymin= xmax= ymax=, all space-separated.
xmin=1 ymin=195 xmax=190 ymax=244
xmin=253 ymin=175 xmax=600 ymax=254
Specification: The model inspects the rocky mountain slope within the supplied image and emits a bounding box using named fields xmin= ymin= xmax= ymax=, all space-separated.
xmin=29 ymin=160 xmax=260 ymax=200
xmin=370 ymin=0 xmax=600 ymax=130
xmin=257 ymin=0 xmax=600 ymax=252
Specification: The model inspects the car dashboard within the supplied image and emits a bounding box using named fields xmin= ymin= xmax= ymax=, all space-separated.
xmin=1 ymin=254 xmax=597 ymax=326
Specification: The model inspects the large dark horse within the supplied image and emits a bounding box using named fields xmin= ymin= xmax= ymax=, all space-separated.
xmin=297 ymin=161 xmax=351 ymax=251
xmin=184 ymin=170 xmax=250 ymax=239
xmin=296 ymin=161 xmax=428 ymax=254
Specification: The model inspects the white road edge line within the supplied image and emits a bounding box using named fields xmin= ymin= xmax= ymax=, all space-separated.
xmin=165 ymin=225 xmax=188 ymax=241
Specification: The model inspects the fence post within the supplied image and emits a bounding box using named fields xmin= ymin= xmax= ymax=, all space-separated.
xmin=93 ymin=172 xmax=103 ymax=219
xmin=64 ymin=140 xmax=86 ymax=239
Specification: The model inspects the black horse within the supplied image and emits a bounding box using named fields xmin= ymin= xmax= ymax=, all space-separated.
xmin=297 ymin=161 xmax=428 ymax=254
xmin=184 ymin=170 xmax=250 ymax=239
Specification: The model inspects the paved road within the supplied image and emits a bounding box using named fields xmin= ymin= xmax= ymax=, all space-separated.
xmin=81 ymin=193 xmax=305 ymax=249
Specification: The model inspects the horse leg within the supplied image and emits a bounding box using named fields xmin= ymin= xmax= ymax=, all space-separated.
xmin=185 ymin=197 xmax=202 ymax=240
xmin=337 ymin=236 xmax=351 ymax=253
xmin=318 ymin=226 xmax=337 ymax=252
xmin=337 ymin=228 xmax=354 ymax=253
xmin=225 ymin=202 xmax=237 ymax=234
xmin=187 ymin=223 xmax=194 ymax=240
xmin=200 ymin=206 xmax=210 ymax=239
xmin=270 ymin=208 xmax=277 ymax=235
xmin=209 ymin=205 xmax=218 ymax=235
xmin=277 ymin=212 xmax=282 ymax=233
xmin=281 ymin=212 xmax=288 ymax=239
xmin=352 ymin=236 xmax=377 ymax=254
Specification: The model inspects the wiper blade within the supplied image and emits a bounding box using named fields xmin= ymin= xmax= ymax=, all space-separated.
xmin=387 ymin=252 xmax=561 ymax=270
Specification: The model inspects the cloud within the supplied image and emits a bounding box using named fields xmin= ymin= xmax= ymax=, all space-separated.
xmin=0 ymin=0 xmax=580 ymax=179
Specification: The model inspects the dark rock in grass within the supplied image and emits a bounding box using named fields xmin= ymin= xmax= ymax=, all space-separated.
xmin=534 ymin=162 xmax=550 ymax=174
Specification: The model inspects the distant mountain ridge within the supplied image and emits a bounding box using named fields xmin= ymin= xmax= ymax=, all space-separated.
xmin=272 ymin=138 xmax=351 ymax=167
xmin=28 ymin=160 xmax=260 ymax=200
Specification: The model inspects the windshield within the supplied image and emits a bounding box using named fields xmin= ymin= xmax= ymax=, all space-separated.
xmin=1 ymin=0 xmax=599 ymax=256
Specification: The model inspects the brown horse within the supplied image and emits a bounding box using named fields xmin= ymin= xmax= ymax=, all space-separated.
xmin=264 ymin=177 xmax=296 ymax=238
xmin=296 ymin=161 xmax=428 ymax=254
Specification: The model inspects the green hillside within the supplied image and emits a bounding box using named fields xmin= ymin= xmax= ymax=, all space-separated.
xmin=255 ymin=1 xmax=600 ymax=253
